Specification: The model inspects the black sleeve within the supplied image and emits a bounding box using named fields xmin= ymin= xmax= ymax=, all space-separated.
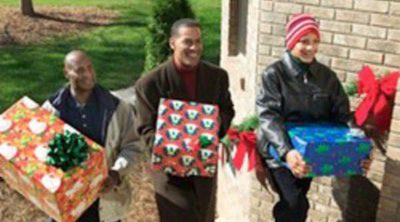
xmin=256 ymin=67 xmax=293 ymax=160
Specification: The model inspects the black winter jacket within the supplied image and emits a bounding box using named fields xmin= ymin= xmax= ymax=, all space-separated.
xmin=256 ymin=52 xmax=351 ymax=168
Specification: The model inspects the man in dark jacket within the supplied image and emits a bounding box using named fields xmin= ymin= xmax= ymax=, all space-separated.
xmin=256 ymin=14 xmax=358 ymax=222
xmin=134 ymin=19 xmax=235 ymax=222
xmin=44 ymin=50 xmax=140 ymax=222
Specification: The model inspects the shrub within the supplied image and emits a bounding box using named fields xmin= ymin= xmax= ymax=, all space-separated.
xmin=144 ymin=0 xmax=195 ymax=72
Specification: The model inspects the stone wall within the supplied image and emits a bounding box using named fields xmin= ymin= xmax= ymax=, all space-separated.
xmin=220 ymin=0 xmax=400 ymax=221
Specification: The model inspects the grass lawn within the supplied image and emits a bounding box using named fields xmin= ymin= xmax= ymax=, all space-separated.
xmin=0 ymin=0 xmax=221 ymax=112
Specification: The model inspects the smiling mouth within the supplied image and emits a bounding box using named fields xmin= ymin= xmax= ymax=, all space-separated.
xmin=81 ymin=79 xmax=95 ymax=86
xmin=301 ymin=52 xmax=315 ymax=58
xmin=187 ymin=52 xmax=199 ymax=58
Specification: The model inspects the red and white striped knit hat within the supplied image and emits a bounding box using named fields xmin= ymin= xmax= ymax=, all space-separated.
xmin=286 ymin=13 xmax=320 ymax=50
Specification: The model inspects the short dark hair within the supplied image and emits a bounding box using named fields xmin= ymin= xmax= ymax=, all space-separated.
xmin=170 ymin=18 xmax=201 ymax=37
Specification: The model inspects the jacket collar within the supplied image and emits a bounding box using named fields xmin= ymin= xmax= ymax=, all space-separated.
xmin=282 ymin=51 xmax=318 ymax=77
xmin=49 ymin=84 xmax=118 ymax=112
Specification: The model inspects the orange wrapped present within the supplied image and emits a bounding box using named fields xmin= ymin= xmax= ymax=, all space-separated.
xmin=0 ymin=97 xmax=108 ymax=222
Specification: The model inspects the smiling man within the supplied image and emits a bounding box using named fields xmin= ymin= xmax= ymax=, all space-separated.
xmin=43 ymin=50 xmax=141 ymax=222
xmin=134 ymin=19 xmax=235 ymax=222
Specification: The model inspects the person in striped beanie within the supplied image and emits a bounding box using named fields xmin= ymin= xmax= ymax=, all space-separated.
xmin=256 ymin=13 xmax=371 ymax=222
xmin=286 ymin=13 xmax=320 ymax=64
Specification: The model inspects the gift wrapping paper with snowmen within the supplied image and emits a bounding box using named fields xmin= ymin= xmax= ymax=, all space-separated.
xmin=0 ymin=97 xmax=108 ymax=222
xmin=152 ymin=98 xmax=220 ymax=177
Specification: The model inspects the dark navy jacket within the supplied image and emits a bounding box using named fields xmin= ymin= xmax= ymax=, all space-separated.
xmin=48 ymin=84 xmax=119 ymax=146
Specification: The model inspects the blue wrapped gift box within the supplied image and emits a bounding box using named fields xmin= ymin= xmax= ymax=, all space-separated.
xmin=269 ymin=123 xmax=372 ymax=177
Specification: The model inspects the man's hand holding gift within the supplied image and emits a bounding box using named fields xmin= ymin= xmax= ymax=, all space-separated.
xmin=360 ymin=157 xmax=373 ymax=173
xmin=286 ymin=150 xmax=309 ymax=178
xmin=358 ymin=122 xmax=376 ymax=174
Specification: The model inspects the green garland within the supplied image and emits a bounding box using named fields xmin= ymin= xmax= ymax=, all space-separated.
xmin=344 ymin=69 xmax=390 ymax=97
xmin=232 ymin=115 xmax=260 ymax=132
xmin=345 ymin=81 xmax=358 ymax=97
xmin=220 ymin=115 xmax=260 ymax=175
xmin=221 ymin=115 xmax=260 ymax=147
xmin=46 ymin=131 xmax=89 ymax=172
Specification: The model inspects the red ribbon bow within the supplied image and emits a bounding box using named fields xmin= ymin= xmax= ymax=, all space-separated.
xmin=355 ymin=66 xmax=400 ymax=134
xmin=227 ymin=128 xmax=257 ymax=171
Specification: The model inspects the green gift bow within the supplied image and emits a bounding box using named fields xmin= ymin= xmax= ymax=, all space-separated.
xmin=46 ymin=131 xmax=89 ymax=171
xmin=199 ymin=135 xmax=213 ymax=148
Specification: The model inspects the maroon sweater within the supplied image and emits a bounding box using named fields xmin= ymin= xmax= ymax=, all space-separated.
xmin=173 ymin=60 xmax=198 ymax=100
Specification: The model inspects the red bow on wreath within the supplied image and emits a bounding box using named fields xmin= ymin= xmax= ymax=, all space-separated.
xmin=355 ymin=66 xmax=400 ymax=134
xmin=227 ymin=128 xmax=257 ymax=171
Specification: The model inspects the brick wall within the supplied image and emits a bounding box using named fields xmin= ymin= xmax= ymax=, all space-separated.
xmin=376 ymin=82 xmax=400 ymax=221
xmin=220 ymin=0 xmax=400 ymax=221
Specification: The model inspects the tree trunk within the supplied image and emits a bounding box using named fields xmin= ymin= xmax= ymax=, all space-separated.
xmin=21 ymin=0 xmax=35 ymax=16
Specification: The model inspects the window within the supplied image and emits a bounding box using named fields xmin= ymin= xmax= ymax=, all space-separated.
xmin=237 ymin=0 xmax=248 ymax=55
xmin=228 ymin=0 xmax=248 ymax=56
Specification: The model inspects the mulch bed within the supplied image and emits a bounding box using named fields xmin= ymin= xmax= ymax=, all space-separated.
xmin=124 ymin=162 xmax=159 ymax=222
xmin=0 ymin=6 xmax=118 ymax=46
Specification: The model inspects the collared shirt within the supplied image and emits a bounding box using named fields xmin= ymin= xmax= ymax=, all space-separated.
xmin=64 ymin=91 xmax=105 ymax=145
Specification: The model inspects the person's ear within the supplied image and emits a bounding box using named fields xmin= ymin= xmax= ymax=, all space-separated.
xmin=90 ymin=65 xmax=97 ymax=81
xmin=169 ymin=37 xmax=175 ymax=51
xmin=63 ymin=66 xmax=69 ymax=80
xmin=64 ymin=65 xmax=75 ymax=81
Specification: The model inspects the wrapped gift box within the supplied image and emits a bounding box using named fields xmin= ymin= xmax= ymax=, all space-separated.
xmin=269 ymin=123 xmax=372 ymax=177
xmin=152 ymin=98 xmax=220 ymax=177
xmin=0 ymin=97 xmax=108 ymax=222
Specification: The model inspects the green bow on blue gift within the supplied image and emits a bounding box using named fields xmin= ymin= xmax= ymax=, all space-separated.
xmin=46 ymin=131 xmax=89 ymax=171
